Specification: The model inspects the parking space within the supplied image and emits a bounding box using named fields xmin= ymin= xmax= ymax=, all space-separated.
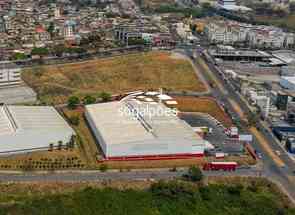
xmin=180 ymin=113 xmax=227 ymax=148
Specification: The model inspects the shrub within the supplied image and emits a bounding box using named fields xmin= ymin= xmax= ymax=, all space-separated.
xmin=83 ymin=95 xmax=96 ymax=105
xmin=99 ymin=92 xmax=111 ymax=102
xmin=185 ymin=166 xmax=203 ymax=182
xmin=67 ymin=96 xmax=80 ymax=109
xmin=31 ymin=47 xmax=49 ymax=56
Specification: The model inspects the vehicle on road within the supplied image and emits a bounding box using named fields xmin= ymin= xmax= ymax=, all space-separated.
xmin=203 ymin=161 xmax=238 ymax=171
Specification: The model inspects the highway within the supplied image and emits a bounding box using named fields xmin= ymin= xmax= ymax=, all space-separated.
xmin=183 ymin=47 xmax=295 ymax=201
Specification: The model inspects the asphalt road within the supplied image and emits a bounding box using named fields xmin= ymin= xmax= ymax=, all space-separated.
xmin=0 ymin=169 xmax=261 ymax=183
xmin=185 ymin=47 xmax=295 ymax=201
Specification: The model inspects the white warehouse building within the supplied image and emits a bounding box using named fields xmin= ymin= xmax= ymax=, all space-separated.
xmin=85 ymin=99 xmax=206 ymax=160
xmin=0 ymin=104 xmax=75 ymax=155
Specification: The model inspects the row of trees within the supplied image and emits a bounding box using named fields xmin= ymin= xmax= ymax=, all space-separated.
xmin=67 ymin=92 xmax=112 ymax=109
xmin=10 ymin=46 xmax=88 ymax=61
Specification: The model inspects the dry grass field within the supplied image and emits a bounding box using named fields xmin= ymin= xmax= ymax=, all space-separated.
xmin=23 ymin=52 xmax=206 ymax=104
xmin=171 ymin=96 xmax=233 ymax=128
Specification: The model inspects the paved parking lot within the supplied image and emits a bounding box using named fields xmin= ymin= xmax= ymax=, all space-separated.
xmin=179 ymin=113 xmax=227 ymax=148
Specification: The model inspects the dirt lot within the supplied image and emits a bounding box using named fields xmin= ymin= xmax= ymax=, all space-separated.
xmin=170 ymin=96 xmax=233 ymax=128
xmin=23 ymin=52 xmax=206 ymax=104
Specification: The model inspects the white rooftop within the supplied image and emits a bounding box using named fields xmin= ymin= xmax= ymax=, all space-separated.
xmin=0 ymin=105 xmax=75 ymax=154
xmin=85 ymin=100 xmax=203 ymax=146
xmin=7 ymin=106 xmax=71 ymax=132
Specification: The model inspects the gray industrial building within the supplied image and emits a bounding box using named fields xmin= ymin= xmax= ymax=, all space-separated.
xmin=0 ymin=104 xmax=75 ymax=155
xmin=85 ymin=99 xmax=206 ymax=160
xmin=0 ymin=61 xmax=37 ymax=104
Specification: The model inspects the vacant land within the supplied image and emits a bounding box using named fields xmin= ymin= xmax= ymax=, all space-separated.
xmin=0 ymin=179 xmax=293 ymax=215
xmin=23 ymin=52 xmax=206 ymax=104
xmin=171 ymin=96 xmax=233 ymax=128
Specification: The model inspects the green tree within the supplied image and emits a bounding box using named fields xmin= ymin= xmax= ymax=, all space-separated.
xmin=100 ymin=92 xmax=111 ymax=102
xmin=83 ymin=95 xmax=96 ymax=105
xmin=57 ymin=140 xmax=63 ymax=150
xmin=67 ymin=96 xmax=80 ymax=109
xmin=185 ymin=166 xmax=203 ymax=182
xmin=31 ymin=47 xmax=49 ymax=56
xmin=11 ymin=52 xmax=27 ymax=60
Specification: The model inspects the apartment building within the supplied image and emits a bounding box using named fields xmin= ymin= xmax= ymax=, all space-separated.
xmin=205 ymin=20 xmax=295 ymax=48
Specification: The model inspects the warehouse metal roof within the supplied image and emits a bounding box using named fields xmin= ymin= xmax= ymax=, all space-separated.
xmin=85 ymin=99 xmax=203 ymax=146
xmin=8 ymin=106 xmax=72 ymax=132
xmin=0 ymin=104 xmax=74 ymax=136
xmin=0 ymin=105 xmax=14 ymax=136
xmin=0 ymin=104 xmax=75 ymax=155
